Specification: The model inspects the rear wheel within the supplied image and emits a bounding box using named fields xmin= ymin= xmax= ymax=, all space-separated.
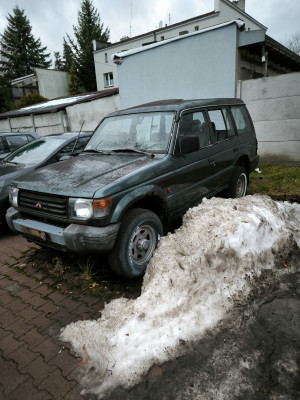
xmin=107 ymin=208 xmax=163 ymax=279
xmin=225 ymin=167 xmax=248 ymax=198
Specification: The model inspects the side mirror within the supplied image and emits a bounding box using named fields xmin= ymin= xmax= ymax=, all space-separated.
xmin=180 ymin=136 xmax=200 ymax=154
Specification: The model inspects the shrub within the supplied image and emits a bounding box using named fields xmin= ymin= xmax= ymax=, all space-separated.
xmin=18 ymin=93 xmax=48 ymax=108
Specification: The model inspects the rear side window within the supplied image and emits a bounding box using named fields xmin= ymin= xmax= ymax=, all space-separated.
xmin=208 ymin=108 xmax=235 ymax=142
xmin=231 ymin=106 xmax=253 ymax=135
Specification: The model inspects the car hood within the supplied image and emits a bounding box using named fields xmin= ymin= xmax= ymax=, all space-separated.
xmin=12 ymin=154 xmax=162 ymax=198
xmin=0 ymin=163 xmax=33 ymax=184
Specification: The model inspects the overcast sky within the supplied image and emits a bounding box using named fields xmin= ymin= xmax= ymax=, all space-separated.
xmin=0 ymin=0 xmax=299 ymax=62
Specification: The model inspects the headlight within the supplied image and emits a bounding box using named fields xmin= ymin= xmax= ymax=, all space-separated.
xmin=69 ymin=198 xmax=93 ymax=220
xmin=9 ymin=186 xmax=19 ymax=207
xmin=69 ymin=197 xmax=111 ymax=220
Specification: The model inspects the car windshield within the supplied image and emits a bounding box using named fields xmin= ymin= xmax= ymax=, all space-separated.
xmin=85 ymin=112 xmax=175 ymax=153
xmin=4 ymin=137 xmax=66 ymax=165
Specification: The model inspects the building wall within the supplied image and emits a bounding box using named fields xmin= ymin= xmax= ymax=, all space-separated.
xmin=35 ymin=68 xmax=69 ymax=100
xmin=0 ymin=94 xmax=120 ymax=136
xmin=118 ymin=24 xmax=238 ymax=109
xmin=94 ymin=0 xmax=265 ymax=91
xmin=239 ymin=72 xmax=300 ymax=164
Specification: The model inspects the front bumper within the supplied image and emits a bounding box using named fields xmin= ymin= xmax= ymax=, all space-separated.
xmin=6 ymin=207 xmax=120 ymax=254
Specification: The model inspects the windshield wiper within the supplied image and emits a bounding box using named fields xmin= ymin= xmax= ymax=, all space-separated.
xmin=112 ymin=148 xmax=154 ymax=158
xmin=82 ymin=149 xmax=112 ymax=155
xmin=4 ymin=161 xmax=19 ymax=165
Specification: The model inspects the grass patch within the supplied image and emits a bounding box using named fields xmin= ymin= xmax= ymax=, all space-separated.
xmin=248 ymin=164 xmax=300 ymax=197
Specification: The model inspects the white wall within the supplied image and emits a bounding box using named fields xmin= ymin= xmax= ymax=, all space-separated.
xmin=35 ymin=68 xmax=69 ymax=100
xmin=117 ymin=24 xmax=238 ymax=109
xmin=240 ymin=72 xmax=300 ymax=164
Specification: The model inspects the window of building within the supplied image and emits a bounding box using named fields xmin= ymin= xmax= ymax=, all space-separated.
xmin=161 ymin=36 xmax=165 ymax=40
xmin=179 ymin=30 xmax=189 ymax=36
xmin=104 ymin=72 xmax=114 ymax=87
xmin=105 ymin=53 xmax=108 ymax=63
xmin=194 ymin=26 xmax=199 ymax=31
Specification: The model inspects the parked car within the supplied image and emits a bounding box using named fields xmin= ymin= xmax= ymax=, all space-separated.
xmin=0 ymin=132 xmax=91 ymax=226
xmin=6 ymin=99 xmax=259 ymax=278
xmin=0 ymin=132 xmax=40 ymax=161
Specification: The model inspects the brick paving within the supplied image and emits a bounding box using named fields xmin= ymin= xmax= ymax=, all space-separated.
xmin=0 ymin=232 xmax=103 ymax=399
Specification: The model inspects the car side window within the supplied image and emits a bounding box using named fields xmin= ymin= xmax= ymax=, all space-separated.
xmin=231 ymin=106 xmax=253 ymax=135
xmin=27 ymin=135 xmax=36 ymax=142
xmin=6 ymin=135 xmax=29 ymax=151
xmin=208 ymin=108 xmax=235 ymax=143
xmin=0 ymin=138 xmax=4 ymax=154
xmin=176 ymin=111 xmax=210 ymax=154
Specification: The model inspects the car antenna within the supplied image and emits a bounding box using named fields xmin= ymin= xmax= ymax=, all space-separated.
xmin=71 ymin=120 xmax=85 ymax=155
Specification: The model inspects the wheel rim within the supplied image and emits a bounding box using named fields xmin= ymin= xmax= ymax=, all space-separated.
xmin=129 ymin=224 xmax=157 ymax=266
xmin=236 ymin=173 xmax=247 ymax=197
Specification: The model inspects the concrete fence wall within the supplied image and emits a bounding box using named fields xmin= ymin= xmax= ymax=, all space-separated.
xmin=0 ymin=93 xmax=120 ymax=137
xmin=239 ymin=72 xmax=300 ymax=164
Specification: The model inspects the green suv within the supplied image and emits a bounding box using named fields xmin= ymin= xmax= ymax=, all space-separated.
xmin=6 ymin=99 xmax=259 ymax=278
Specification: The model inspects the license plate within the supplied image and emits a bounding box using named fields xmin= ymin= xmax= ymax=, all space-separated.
xmin=21 ymin=225 xmax=46 ymax=241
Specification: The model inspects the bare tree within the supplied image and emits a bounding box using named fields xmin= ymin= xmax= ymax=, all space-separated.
xmin=285 ymin=31 xmax=300 ymax=55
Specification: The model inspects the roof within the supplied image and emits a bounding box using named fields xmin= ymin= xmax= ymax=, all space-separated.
xmin=0 ymin=131 xmax=37 ymax=137
xmin=239 ymin=30 xmax=300 ymax=71
xmin=94 ymin=10 xmax=217 ymax=51
xmin=107 ymin=98 xmax=245 ymax=118
xmin=112 ymin=20 xmax=245 ymax=63
xmin=0 ymin=89 xmax=119 ymax=120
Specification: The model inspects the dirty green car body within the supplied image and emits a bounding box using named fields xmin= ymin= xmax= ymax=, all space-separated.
xmin=6 ymin=98 xmax=259 ymax=278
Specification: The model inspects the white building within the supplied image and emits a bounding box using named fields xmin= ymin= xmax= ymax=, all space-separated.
xmin=11 ymin=68 xmax=69 ymax=105
xmin=93 ymin=0 xmax=266 ymax=91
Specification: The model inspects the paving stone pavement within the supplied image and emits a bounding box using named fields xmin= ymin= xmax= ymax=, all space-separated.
xmin=0 ymin=232 xmax=103 ymax=400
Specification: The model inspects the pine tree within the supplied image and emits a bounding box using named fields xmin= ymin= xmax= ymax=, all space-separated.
xmin=66 ymin=0 xmax=110 ymax=92
xmin=0 ymin=75 xmax=14 ymax=113
xmin=62 ymin=38 xmax=75 ymax=72
xmin=54 ymin=52 xmax=64 ymax=71
xmin=0 ymin=6 xmax=51 ymax=79
xmin=68 ymin=66 xmax=80 ymax=95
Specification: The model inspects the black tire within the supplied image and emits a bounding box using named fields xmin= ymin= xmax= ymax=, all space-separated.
xmin=107 ymin=208 xmax=163 ymax=279
xmin=225 ymin=167 xmax=248 ymax=198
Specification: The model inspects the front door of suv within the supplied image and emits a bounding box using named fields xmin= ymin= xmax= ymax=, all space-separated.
xmin=173 ymin=109 xmax=221 ymax=216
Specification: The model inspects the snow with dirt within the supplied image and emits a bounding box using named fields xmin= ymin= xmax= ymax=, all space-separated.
xmin=60 ymin=195 xmax=300 ymax=398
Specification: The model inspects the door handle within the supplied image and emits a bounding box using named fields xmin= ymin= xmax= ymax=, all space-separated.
xmin=208 ymin=158 xmax=216 ymax=166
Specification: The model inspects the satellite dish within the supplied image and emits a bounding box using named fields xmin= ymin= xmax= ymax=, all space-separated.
xmin=159 ymin=20 xmax=163 ymax=29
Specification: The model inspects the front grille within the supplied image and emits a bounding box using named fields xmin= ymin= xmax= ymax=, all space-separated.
xmin=19 ymin=190 xmax=68 ymax=219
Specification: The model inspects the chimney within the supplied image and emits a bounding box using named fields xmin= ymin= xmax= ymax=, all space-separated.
xmin=232 ymin=0 xmax=245 ymax=11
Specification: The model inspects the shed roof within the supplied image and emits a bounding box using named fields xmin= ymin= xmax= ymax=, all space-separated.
xmin=0 ymin=88 xmax=119 ymax=120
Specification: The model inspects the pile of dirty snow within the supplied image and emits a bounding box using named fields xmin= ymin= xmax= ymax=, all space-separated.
xmin=60 ymin=195 xmax=300 ymax=398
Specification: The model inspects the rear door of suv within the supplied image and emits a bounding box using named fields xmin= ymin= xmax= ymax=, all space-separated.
xmin=205 ymin=106 xmax=239 ymax=188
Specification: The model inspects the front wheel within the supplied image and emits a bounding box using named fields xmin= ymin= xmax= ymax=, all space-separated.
xmin=107 ymin=208 xmax=163 ymax=279
xmin=225 ymin=167 xmax=248 ymax=198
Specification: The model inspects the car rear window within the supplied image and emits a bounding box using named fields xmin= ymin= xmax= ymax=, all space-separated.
xmin=231 ymin=106 xmax=253 ymax=135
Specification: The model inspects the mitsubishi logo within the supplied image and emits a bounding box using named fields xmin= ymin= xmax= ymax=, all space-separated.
xmin=35 ymin=203 xmax=42 ymax=208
